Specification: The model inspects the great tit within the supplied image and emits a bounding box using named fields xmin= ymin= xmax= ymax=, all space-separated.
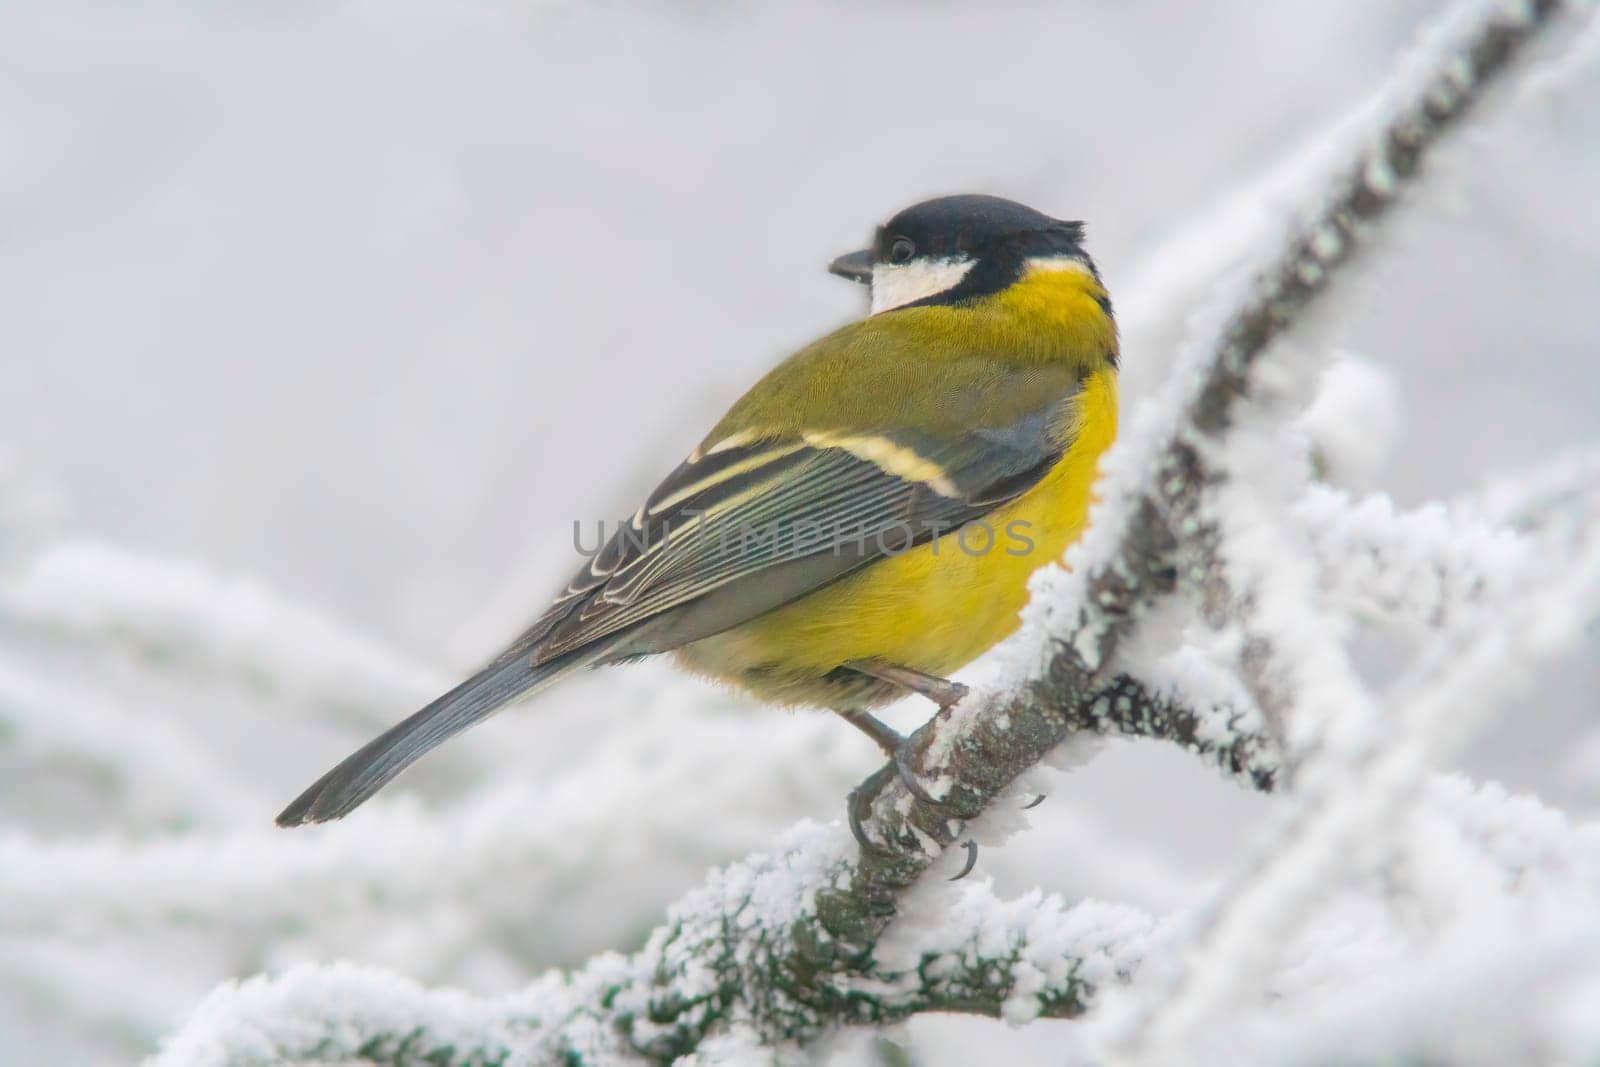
xmin=278 ymin=194 xmax=1118 ymax=828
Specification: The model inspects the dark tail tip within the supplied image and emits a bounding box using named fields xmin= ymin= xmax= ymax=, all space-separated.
xmin=273 ymin=723 xmax=420 ymax=828
xmin=275 ymin=770 xmax=339 ymax=827
xmin=275 ymin=760 xmax=364 ymax=827
xmin=273 ymin=649 xmax=577 ymax=829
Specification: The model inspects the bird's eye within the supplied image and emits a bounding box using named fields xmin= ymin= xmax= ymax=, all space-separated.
xmin=888 ymin=237 xmax=916 ymax=264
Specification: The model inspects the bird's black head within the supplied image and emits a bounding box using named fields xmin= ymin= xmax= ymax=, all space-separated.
xmin=829 ymin=194 xmax=1090 ymax=313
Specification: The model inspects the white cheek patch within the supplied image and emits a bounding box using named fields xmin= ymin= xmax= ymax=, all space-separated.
xmin=870 ymin=257 xmax=976 ymax=314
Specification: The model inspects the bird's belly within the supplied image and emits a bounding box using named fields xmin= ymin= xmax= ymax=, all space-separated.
xmin=675 ymin=375 xmax=1115 ymax=708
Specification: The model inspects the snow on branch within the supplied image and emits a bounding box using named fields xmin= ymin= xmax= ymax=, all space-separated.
xmin=151 ymin=823 xmax=1158 ymax=1065
xmin=1299 ymin=486 xmax=1528 ymax=632
xmin=1300 ymin=447 xmax=1600 ymax=633
xmin=149 ymin=772 xmax=1600 ymax=1066
xmin=149 ymin=1 xmax=1589 ymax=1062
xmin=1175 ymin=778 xmax=1600 ymax=1066
xmin=1098 ymin=504 xmax=1600 ymax=1062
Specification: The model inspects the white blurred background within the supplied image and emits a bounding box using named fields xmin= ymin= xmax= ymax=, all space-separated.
xmin=0 ymin=2 xmax=1596 ymax=1063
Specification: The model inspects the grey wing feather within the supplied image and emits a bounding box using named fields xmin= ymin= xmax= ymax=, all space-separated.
xmin=536 ymin=395 xmax=1080 ymax=658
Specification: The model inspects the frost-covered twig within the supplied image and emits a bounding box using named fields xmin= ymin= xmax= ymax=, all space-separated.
xmin=146 ymin=770 xmax=1600 ymax=1066
xmin=1303 ymin=447 xmax=1600 ymax=632
xmin=149 ymin=822 xmax=1158 ymax=1065
xmin=1102 ymin=508 xmax=1600 ymax=1062
xmin=1062 ymin=672 xmax=1278 ymax=791
xmin=1301 ymin=487 xmax=1525 ymax=631
xmin=1198 ymin=785 xmax=1600 ymax=1066
xmin=1474 ymin=443 xmax=1600 ymax=530
xmin=1252 ymin=926 xmax=1600 ymax=1067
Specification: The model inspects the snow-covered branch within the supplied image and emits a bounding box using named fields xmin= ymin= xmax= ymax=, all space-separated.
xmin=149 ymin=770 xmax=1600 ymax=1066
xmin=150 ymin=822 xmax=1159 ymax=1065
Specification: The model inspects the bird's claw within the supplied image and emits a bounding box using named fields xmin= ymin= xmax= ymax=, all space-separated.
xmin=849 ymin=733 xmax=965 ymax=854
xmin=847 ymin=764 xmax=899 ymax=853
xmin=893 ymin=736 xmax=949 ymax=809
xmin=949 ymin=840 xmax=980 ymax=881
xmin=852 ymin=775 xmax=982 ymax=881
xmin=1023 ymin=793 xmax=1048 ymax=810
xmin=895 ymin=731 xmax=980 ymax=881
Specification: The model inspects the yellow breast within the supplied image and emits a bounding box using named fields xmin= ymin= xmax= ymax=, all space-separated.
xmin=675 ymin=260 xmax=1119 ymax=708
xmin=682 ymin=370 xmax=1116 ymax=688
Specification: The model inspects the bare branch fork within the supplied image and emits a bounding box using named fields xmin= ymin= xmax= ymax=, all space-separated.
xmin=152 ymin=2 xmax=1593 ymax=1063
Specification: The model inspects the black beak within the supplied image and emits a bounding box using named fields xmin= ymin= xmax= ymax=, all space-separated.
xmin=828 ymin=249 xmax=873 ymax=284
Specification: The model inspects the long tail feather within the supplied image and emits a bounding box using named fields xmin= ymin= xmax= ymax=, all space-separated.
xmin=276 ymin=644 xmax=606 ymax=826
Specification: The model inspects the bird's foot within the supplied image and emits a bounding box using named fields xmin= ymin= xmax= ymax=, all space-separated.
xmin=894 ymin=730 xmax=982 ymax=880
xmin=836 ymin=709 xmax=957 ymax=813
xmin=834 ymin=667 xmax=976 ymax=868
xmin=846 ymin=722 xmax=979 ymax=880
xmin=847 ymin=764 xmax=981 ymax=878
